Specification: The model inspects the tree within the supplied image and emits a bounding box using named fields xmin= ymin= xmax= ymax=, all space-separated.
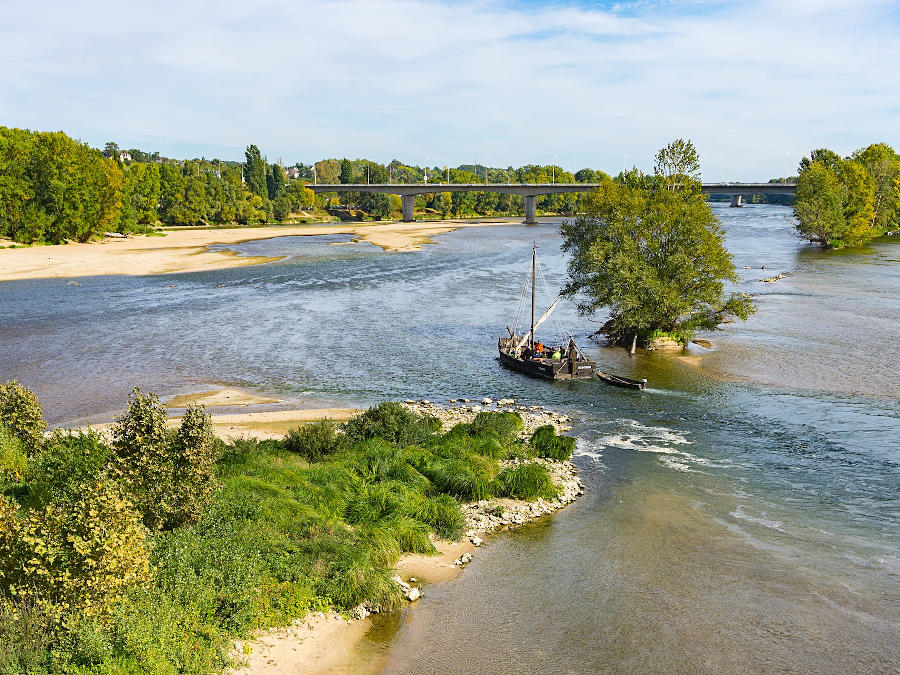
xmin=0 ymin=380 xmax=45 ymax=455
xmin=243 ymin=145 xmax=267 ymax=197
xmin=560 ymin=148 xmax=755 ymax=346
xmin=267 ymin=163 xmax=285 ymax=199
xmin=103 ymin=141 xmax=120 ymax=159
xmin=107 ymin=389 xmax=220 ymax=531
xmin=851 ymin=143 xmax=900 ymax=232
xmin=794 ymin=148 xmax=877 ymax=248
xmin=653 ymin=138 xmax=701 ymax=189
xmin=339 ymin=158 xmax=353 ymax=184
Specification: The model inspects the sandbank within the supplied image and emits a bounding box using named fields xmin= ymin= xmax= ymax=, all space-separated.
xmin=85 ymin=407 xmax=361 ymax=441
xmin=0 ymin=218 xmax=517 ymax=281
xmin=229 ymin=611 xmax=375 ymax=675
xmin=165 ymin=388 xmax=282 ymax=408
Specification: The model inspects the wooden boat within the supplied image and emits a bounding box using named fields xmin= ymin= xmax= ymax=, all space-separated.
xmin=498 ymin=244 xmax=597 ymax=381
xmin=595 ymin=370 xmax=647 ymax=390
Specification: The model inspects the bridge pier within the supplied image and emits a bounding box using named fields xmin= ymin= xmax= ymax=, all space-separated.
xmin=401 ymin=194 xmax=416 ymax=222
xmin=730 ymin=194 xmax=743 ymax=208
xmin=524 ymin=195 xmax=537 ymax=224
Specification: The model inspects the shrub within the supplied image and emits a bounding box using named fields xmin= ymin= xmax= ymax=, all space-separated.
xmin=531 ymin=425 xmax=576 ymax=461
xmin=0 ymin=380 xmax=46 ymax=454
xmin=109 ymin=389 xmax=219 ymax=530
xmin=496 ymin=463 xmax=557 ymax=500
xmin=470 ymin=411 xmax=524 ymax=443
xmin=26 ymin=429 xmax=109 ymax=507
xmin=283 ymin=419 xmax=346 ymax=461
xmin=0 ymin=481 xmax=151 ymax=625
xmin=0 ymin=423 xmax=27 ymax=483
xmin=343 ymin=402 xmax=426 ymax=446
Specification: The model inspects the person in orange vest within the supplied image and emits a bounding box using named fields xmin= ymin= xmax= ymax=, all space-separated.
xmin=535 ymin=341 xmax=544 ymax=357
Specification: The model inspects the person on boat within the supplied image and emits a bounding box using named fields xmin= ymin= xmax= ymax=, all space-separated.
xmin=535 ymin=341 xmax=544 ymax=357
xmin=523 ymin=346 xmax=533 ymax=359
xmin=567 ymin=338 xmax=578 ymax=362
xmin=552 ymin=349 xmax=561 ymax=360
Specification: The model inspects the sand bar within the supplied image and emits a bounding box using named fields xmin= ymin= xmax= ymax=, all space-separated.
xmin=165 ymin=388 xmax=282 ymax=408
xmin=0 ymin=218 xmax=515 ymax=281
xmin=84 ymin=407 xmax=362 ymax=441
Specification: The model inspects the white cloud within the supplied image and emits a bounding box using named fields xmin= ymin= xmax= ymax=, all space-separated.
xmin=0 ymin=0 xmax=897 ymax=179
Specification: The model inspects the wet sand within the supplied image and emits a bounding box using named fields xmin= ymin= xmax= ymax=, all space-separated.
xmin=0 ymin=219 xmax=517 ymax=281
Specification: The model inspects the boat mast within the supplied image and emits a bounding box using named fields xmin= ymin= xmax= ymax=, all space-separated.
xmin=530 ymin=242 xmax=536 ymax=349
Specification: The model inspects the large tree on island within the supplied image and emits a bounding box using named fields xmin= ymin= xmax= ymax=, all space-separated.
xmin=560 ymin=139 xmax=755 ymax=347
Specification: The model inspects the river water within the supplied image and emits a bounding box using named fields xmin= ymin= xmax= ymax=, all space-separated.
xmin=0 ymin=205 xmax=897 ymax=672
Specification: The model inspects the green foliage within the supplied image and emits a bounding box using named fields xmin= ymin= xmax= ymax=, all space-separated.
xmin=403 ymin=493 xmax=464 ymax=540
xmin=343 ymin=402 xmax=431 ymax=446
xmin=470 ymin=411 xmax=524 ymax=444
xmin=0 ymin=127 xmax=123 ymax=244
xmin=496 ymin=463 xmax=558 ymax=501
xmin=0 ymin=424 xmax=27 ymax=483
xmin=108 ymin=390 xmax=219 ymax=530
xmin=653 ymin=138 xmax=701 ymax=189
xmin=530 ymin=425 xmax=576 ymax=461
xmin=795 ymin=149 xmax=878 ymax=248
xmin=1 ymin=395 xmax=575 ymax=672
xmin=0 ymin=481 xmax=151 ymax=625
xmin=0 ymin=379 xmax=46 ymax=455
xmin=243 ymin=145 xmax=268 ymax=198
xmin=283 ymin=419 xmax=347 ymax=461
xmin=561 ymin=141 xmax=755 ymax=344
xmin=795 ymin=143 xmax=897 ymax=248
xmin=25 ymin=430 xmax=109 ymax=507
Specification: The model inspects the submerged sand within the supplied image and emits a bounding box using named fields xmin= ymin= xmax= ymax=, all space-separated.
xmin=0 ymin=219 xmax=516 ymax=281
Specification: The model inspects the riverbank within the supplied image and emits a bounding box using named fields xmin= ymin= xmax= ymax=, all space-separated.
xmin=0 ymin=218 xmax=518 ymax=281
xmin=228 ymin=399 xmax=584 ymax=674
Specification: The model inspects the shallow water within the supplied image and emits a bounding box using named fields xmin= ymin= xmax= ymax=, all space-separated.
xmin=0 ymin=205 xmax=898 ymax=671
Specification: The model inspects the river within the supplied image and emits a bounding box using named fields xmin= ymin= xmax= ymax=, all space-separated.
xmin=0 ymin=205 xmax=897 ymax=672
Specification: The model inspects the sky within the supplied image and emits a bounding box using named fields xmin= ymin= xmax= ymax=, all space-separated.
xmin=1 ymin=0 xmax=898 ymax=180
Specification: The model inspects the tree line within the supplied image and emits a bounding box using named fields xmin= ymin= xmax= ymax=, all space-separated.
xmin=794 ymin=143 xmax=900 ymax=248
xmin=0 ymin=127 xmax=617 ymax=243
xmin=0 ymin=129 xmax=318 ymax=244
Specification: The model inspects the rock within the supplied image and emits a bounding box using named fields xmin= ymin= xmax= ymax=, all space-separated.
xmin=405 ymin=587 xmax=421 ymax=602
xmin=350 ymin=604 xmax=369 ymax=620
xmin=391 ymin=575 xmax=411 ymax=592
xmin=470 ymin=536 xmax=483 ymax=547
xmin=405 ymin=399 xmax=416 ymax=404
xmin=482 ymin=397 xmax=493 ymax=405
xmin=471 ymin=405 xmax=482 ymax=413
xmin=421 ymin=399 xmax=431 ymax=404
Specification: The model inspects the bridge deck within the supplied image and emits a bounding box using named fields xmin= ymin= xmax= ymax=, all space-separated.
xmin=306 ymin=182 xmax=796 ymax=195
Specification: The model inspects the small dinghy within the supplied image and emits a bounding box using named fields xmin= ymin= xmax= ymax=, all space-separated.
xmin=595 ymin=370 xmax=647 ymax=390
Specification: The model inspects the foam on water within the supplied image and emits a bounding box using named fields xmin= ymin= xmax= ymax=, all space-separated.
xmin=730 ymin=504 xmax=786 ymax=533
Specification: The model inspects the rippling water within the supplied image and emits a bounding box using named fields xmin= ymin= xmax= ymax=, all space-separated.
xmin=0 ymin=206 xmax=897 ymax=672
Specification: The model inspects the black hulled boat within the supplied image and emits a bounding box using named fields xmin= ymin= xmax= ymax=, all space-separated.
xmin=498 ymin=244 xmax=597 ymax=381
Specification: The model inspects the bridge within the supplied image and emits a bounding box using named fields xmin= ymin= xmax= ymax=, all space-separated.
xmin=306 ymin=182 xmax=797 ymax=223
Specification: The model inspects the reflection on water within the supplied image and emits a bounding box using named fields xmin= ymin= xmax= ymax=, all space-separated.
xmin=0 ymin=207 xmax=898 ymax=671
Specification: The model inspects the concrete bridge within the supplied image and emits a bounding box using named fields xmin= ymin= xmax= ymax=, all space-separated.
xmin=307 ymin=182 xmax=797 ymax=223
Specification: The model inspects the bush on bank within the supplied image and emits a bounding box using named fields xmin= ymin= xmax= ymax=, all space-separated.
xmin=0 ymin=390 xmax=569 ymax=673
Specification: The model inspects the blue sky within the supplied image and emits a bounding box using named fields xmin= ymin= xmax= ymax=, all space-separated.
xmin=1 ymin=0 xmax=898 ymax=179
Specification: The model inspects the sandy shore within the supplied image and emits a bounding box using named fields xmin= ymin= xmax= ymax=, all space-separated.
xmin=0 ymin=218 xmax=516 ymax=281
